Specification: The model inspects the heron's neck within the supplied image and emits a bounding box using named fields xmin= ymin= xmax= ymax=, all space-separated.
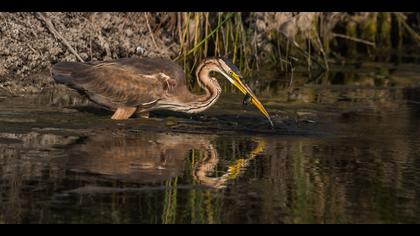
xmin=182 ymin=62 xmax=222 ymax=113
xmin=156 ymin=60 xmax=222 ymax=113
xmin=163 ymin=61 xmax=221 ymax=113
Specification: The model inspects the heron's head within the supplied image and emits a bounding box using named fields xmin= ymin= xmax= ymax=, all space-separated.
xmin=213 ymin=57 xmax=274 ymax=127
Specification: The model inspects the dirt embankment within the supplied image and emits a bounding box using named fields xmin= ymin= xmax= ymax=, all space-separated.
xmin=0 ymin=12 xmax=178 ymax=94
xmin=1 ymin=12 xmax=419 ymax=95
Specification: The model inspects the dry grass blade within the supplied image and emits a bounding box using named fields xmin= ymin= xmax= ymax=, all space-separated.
xmin=332 ymin=33 xmax=376 ymax=47
xmin=175 ymin=12 xmax=236 ymax=61
xmin=35 ymin=12 xmax=84 ymax=63
xmin=145 ymin=12 xmax=159 ymax=49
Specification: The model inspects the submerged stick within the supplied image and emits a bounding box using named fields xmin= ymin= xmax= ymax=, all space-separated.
xmin=0 ymin=84 xmax=14 ymax=96
xmin=36 ymin=12 xmax=84 ymax=63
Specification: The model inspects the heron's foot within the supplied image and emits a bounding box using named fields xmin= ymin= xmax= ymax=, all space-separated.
xmin=111 ymin=107 xmax=137 ymax=120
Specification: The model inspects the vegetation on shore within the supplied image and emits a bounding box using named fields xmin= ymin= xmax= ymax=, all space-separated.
xmin=0 ymin=12 xmax=419 ymax=94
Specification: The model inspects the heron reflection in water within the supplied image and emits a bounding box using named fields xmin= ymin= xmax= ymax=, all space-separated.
xmin=60 ymin=132 xmax=266 ymax=189
xmin=52 ymin=57 xmax=273 ymax=127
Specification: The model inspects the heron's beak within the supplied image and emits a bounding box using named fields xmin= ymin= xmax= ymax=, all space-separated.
xmin=226 ymin=72 xmax=274 ymax=127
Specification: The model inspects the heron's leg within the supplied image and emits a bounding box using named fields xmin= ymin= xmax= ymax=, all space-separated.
xmin=111 ymin=107 xmax=137 ymax=120
xmin=139 ymin=112 xmax=150 ymax=119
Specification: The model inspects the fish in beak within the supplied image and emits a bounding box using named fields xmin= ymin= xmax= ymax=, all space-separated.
xmin=222 ymin=70 xmax=274 ymax=128
xmin=243 ymin=93 xmax=252 ymax=105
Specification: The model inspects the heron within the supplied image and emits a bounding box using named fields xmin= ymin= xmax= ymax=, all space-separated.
xmin=52 ymin=57 xmax=273 ymax=127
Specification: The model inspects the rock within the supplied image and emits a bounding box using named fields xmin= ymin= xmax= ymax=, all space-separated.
xmin=296 ymin=111 xmax=314 ymax=117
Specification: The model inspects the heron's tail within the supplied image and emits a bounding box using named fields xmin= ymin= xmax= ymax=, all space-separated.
xmin=52 ymin=62 xmax=89 ymax=85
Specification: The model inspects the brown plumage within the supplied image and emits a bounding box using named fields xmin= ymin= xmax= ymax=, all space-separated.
xmin=52 ymin=57 xmax=273 ymax=126
xmin=52 ymin=58 xmax=187 ymax=119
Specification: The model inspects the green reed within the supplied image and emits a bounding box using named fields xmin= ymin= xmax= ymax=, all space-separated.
xmin=153 ymin=12 xmax=420 ymax=83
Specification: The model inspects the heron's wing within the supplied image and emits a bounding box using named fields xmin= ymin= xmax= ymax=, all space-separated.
xmin=53 ymin=61 xmax=176 ymax=108
xmin=109 ymin=58 xmax=187 ymax=91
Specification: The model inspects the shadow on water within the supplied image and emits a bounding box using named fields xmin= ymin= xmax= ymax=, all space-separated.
xmin=1 ymin=63 xmax=420 ymax=223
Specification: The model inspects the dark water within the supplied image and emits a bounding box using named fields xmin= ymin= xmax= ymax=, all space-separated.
xmin=1 ymin=64 xmax=420 ymax=223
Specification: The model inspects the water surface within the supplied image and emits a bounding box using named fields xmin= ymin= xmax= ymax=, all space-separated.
xmin=1 ymin=64 xmax=420 ymax=223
